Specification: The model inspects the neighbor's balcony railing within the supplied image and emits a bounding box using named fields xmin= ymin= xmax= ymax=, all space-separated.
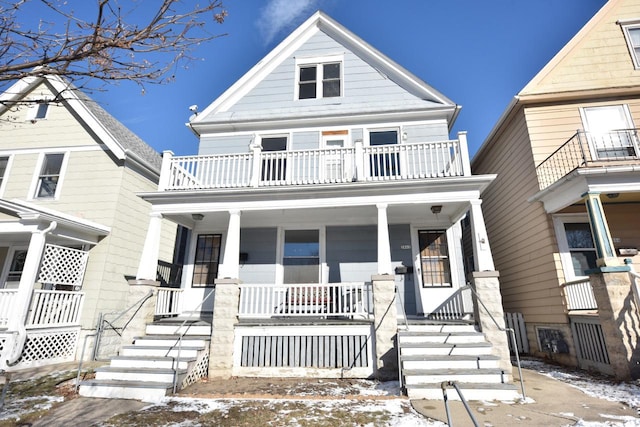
xmin=159 ymin=136 xmax=471 ymax=191
xmin=562 ymin=278 xmax=597 ymax=311
xmin=238 ymin=282 xmax=372 ymax=319
xmin=536 ymin=129 xmax=640 ymax=190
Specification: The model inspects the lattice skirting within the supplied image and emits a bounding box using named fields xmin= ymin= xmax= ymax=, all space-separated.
xmin=6 ymin=327 xmax=80 ymax=370
xmin=182 ymin=348 xmax=209 ymax=389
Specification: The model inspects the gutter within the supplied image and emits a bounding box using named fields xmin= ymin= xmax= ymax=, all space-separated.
xmin=124 ymin=149 xmax=161 ymax=182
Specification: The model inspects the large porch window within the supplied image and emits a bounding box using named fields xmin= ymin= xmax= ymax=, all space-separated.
xmin=283 ymin=229 xmax=319 ymax=284
xmin=192 ymin=234 xmax=221 ymax=287
xmin=418 ymin=230 xmax=451 ymax=287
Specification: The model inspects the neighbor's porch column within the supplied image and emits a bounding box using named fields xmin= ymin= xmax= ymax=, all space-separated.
xmin=584 ymin=192 xmax=620 ymax=267
xmin=8 ymin=222 xmax=56 ymax=332
xmin=376 ymin=203 xmax=392 ymax=275
xmin=218 ymin=210 xmax=241 ymax=279
xmin=136 ymin=212 xmax=163 ymax=281
xmin=468 ymin=200 xmax=495 ymax=271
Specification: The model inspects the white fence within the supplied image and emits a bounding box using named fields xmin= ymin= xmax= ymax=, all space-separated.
xmin=562 ymin=278 xmax=597 ymax=311
xmin=27 ymin=290 xmax=85 ymax=327
xmin=162 ymin=140 xmax=467 ymax=190
xmin=238 ymin=282 xmax=371 ymax=319
xmin=504 ymin=312 xmax=529 ymax=354
xmin=155 ymin=288 xmax=184 ymax=317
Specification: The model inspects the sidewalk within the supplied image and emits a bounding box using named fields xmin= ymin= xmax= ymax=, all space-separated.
xmin=412 ymin=367 xmax=639 ymax=426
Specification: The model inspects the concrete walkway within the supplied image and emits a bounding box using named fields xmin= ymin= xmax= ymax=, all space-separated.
xmin=412 ymin=367 xmax=639 ymax=426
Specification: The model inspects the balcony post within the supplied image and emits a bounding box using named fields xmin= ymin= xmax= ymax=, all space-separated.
xmin=354 ymin=139 xmax=365 ymax=182
xmin=457 ymin=131 xmax=471 ymax=176
xmin=158 ymin=150 xmax=173 ymax=191
xmin=584 ymin=192 xmax=620 ymax=267
xmin=250 ymin=142 xmax=262 ymax=188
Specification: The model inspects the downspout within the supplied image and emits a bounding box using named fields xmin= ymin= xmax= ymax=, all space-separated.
xmin=4 ymin=221 xmax=57 ymax=367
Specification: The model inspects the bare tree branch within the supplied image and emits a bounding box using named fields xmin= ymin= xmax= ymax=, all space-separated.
xmin=0 ymin=0 xmax=227 ymax=90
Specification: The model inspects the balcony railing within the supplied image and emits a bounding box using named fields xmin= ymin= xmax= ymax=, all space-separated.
xmin=160 ymin=138 xmax=470 ymax=191
xmin=536 ymin=129 xmax=640 ymax=190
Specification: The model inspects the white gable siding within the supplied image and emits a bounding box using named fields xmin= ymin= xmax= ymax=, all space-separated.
xmin=198 ymin=134 xmax=253 ymax=156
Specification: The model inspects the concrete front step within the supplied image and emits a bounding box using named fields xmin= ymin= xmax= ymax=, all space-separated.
xmin=400 ymin=342 xmax=492 ymax=356
xmin=401 ymin=354 xmax=501 ymax=370
xmin=120 ymin=345 xmax=203 ymax=358
xmin=134 ymin=335 xmax=210 ymax=347
xmin=145 ymin=323 xmax=212 ymax=336
xmin=403 ymin=368 xmax=508 ymax=385
xmin=398 ymin=331 xmax=485 ymax=344
xmin=109 ymin=355 xmax=195 ymax=370
xmin=94 ymin=366 xmax=187 ymax=383
xmin=407 ymin=382 xmax=520 ymax=401
xmin=79 ymin=379 xmax=173 ymax=401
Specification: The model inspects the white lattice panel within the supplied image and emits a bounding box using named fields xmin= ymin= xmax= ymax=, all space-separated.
xmin=38 ymin=244 xmax=89 ymax=288
xmin=182 ymin=349 xmax=209 ymax=389
xmin=18 ymin=328 xmax=79 ymax=365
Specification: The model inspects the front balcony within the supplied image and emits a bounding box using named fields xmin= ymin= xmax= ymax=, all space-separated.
xmin=536 ymin=129 xmax=640 ymax=190
xmin=159 ymin=136 xmax=471 ymax=191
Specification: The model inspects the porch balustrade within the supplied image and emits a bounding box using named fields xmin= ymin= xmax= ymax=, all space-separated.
xmin=155 ymin=287 xmax=184 ymax=317
xmin=161 ymin=139 xmax=467 ymax=191
xmin=562 ymin=278 xmax=597 ymax=311
xmin=536 ymin=129 xmax=640 ymax=190
xmin=0 ymin=289 xmax=18 ymax=327
xmin=238 ymin=282 xmax=372 ymax=319
xmin=26 ymin=290 xmax=85 ymax=327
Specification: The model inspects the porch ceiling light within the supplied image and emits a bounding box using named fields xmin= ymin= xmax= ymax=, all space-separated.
xmin=430 ymin=205 xmax=442 ymax=214
xmin=192 ymin=213 xmax=204 ymax=221
xmin=606 ymin=193 xmax=620 ymax=199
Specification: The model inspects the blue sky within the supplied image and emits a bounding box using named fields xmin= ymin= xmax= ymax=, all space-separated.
xmin=84 ymin=0 xmax=607 ymax=157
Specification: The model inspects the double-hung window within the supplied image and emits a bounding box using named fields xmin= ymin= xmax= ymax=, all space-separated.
xmin=296 ymin=56 xmax=342 ymax=100
xmin=620 ymin=20 xmax=640 ymax=69
xmin=35 ymin=153 xmax=65 ymax=198
xmin=554 ymin=215 xmax=598 ymax=280
xmin=0 ymin=156 xmax=10 ymax=195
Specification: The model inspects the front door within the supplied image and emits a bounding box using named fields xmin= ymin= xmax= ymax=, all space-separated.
xmin=418 ymin=230 xmax=451 ymax=287
xmin=369 ymin=129 xmax=400 ymax=177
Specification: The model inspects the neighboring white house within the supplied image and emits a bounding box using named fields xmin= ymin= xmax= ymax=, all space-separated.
xmin=123 ymin=11 xmax=519 ymax=401
xmin=0 ymin=75 xmax=176 ymax=369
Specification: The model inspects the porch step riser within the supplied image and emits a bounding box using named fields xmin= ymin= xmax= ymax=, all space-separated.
xmin=79 ymin=384 xmax=170 ymax=401
xmin=406 ymin=387 xmax=519 ymax=401
xmin=404 ymin=373 xmax=506 ymax=385
xmin=134 ymin=338 xmax=208 ymax=347
xmin=110 ymin=358 xmax=192 ymax=370
xmin=401 ymin=359 xmax=499 ymax=370
xmin=95 ymin=371 xmax=182 ymax=383
xmin=400 ymin=347 xmax=493 ymax=357
xmin=145 ymin=325 xmax=211 ymax=336
xmin=120 ymin=347 xmax=201 ymax=358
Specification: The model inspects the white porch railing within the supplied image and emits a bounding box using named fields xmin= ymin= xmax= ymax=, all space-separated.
xmin=27 ymin=290 xmax=85 ymax=327
xmin=238 ymin=282 xmax=371 ymax=319
xmin=0 ymin=289 xmax=18 ymax=328
xmin=562 ymin=278 xmax=597 ymax=311
xmin=162 ymin=139 xmax=467 ymax=190
xmin=155 ymin=287 xmax=184 ymax=317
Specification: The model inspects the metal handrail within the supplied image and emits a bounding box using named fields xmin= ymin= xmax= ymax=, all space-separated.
xmin=460 ymin=284 xmax=526 ymax=400
xmin=171 ymin=288 xmax=215 ymax=394
xmin=441 ymin=381 xmax=480 ymax=427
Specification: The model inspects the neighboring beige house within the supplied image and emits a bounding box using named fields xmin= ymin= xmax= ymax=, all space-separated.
xmin=0 ymin=75 xmax=176 ymax=369
xmin=473 ymin=0 xmax=640 ymax=380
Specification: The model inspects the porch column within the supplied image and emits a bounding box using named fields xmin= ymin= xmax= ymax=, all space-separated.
xmin=376 ymin=203 xmax=392 ymax=275
xmin=468 ymin=200 xmax=495 ymax=271
xmin=219 ymin=210 xmax=241 ymax=279
xmin=209 ymin=278 xmax=240 ymax=378
xmin=372 ymin=274 xmax=398 ymax=380
xmin=584 ymin=192 xmax=620 ymax=267
xmin=8 ymin=222 xmax=56 ymax=332
xmin=136 ymin=212 xmax=163 ymax=281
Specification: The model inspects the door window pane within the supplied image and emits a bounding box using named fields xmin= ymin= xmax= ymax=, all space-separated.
xmin=7 ymin=250 xmax=27 ymax=283
xmin=192 ymin=234 xmax=221 ymax=287
xmin=283 ymin=230 xmax=319 ymax=284
xmin=419 ymin=230 xmax=451 ymax=287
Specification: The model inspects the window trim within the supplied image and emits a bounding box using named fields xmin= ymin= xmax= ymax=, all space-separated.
xmin=294 ymin=55 xmax=344 ymax=100
xmin=553 ymin=214 xmax=597 ymax=282
xmin=620 ymin=19 xmax=640 ymax=69
xmin=0 ymin=155 xmax=13 ymax=198
xmin=29 ymin=151 xmax=69 ymax=200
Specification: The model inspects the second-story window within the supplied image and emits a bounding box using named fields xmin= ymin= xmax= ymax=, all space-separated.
xmin=0 ymin=156 xmax=10 ymax=194
xmin=35 ymin=153 xmax=65 ymax=198
xmin=297 ymin=60 xmax=342 ymax=100
xmin=621 ymin=21 xmax=640 ymax=69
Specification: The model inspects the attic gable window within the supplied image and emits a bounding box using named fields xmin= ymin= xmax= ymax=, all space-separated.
xmin=25 ymin=102 xmax=50 ymax=121
xmin=296 ymin=56 xmax=343 ymax=100
xmin=620 ymin=20 xmax=640 ymax=69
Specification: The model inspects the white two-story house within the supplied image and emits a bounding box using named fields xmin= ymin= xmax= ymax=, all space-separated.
xmin=126 ymin=11 xmax=518 ymax=401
